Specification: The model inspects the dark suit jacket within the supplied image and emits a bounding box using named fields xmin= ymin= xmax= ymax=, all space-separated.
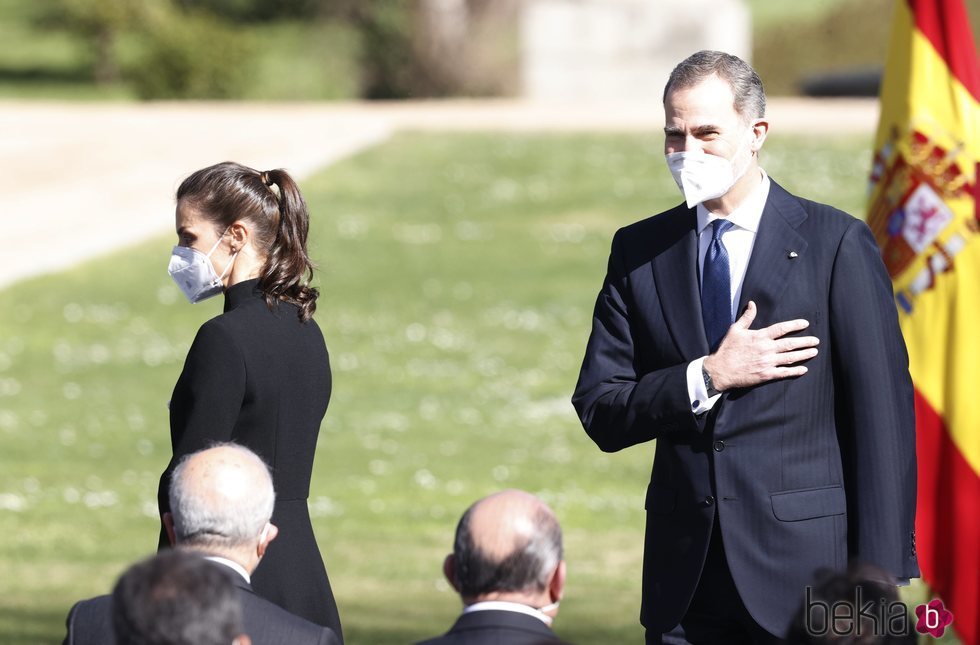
xmin=63 ymin=561 xmax=341 ymax=645
xmin=416 ymin=610 xmax=568 ymax=645
xmin=157 ymin=278 xmax=341 ymax=635
xmin=572 ymin=181 xmax=918 ymax=637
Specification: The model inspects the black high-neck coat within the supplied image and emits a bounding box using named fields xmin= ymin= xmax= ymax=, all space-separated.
xmin=157 ymin=279 xmax=342 ymax=640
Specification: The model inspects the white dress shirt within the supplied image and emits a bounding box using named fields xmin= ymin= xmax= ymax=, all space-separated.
xmin=205 ymin=556 xmax=251 ymax=584
xmin=686 ymin=169 xmax=771 ymax=415
xmin=463 ymin=600 xmax=553 ymax=625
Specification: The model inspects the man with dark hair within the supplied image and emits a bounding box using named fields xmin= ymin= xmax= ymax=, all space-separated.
xmin=63 ymin=444 xmax=340 ymax=645
xmin=785 ymin=562 xmax=915 ymax=645
xmin=113 ymin=549 xmax=249 ymax=645
xmin=417 ymin=489 xmax=568 ymax=645
xmin=573 ymin=50 xmax=918 ymax=643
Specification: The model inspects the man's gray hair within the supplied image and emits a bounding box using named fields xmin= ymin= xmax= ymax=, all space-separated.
xmin=452 ymin=504 xmax=563 ymax=597
xmin=663 ymin=50 xmax=766 ymax=120
xmin=168 ymin=442 xmax=275 ymax=550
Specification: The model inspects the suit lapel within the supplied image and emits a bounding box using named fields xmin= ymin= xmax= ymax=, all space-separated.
xmin=652 ymin=206 xmax=710 ymax=360
xmin=736 ymin=180 xmax=809 ymax=318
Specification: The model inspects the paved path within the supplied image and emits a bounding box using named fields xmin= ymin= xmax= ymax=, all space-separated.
xmin=0 ymin=98 xmax=878 ymax=289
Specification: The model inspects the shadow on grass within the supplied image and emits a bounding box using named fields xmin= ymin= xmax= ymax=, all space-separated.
xmin=0 ymin=605 xmax=67 ymax=645
xmin=0 ymin=65 xmax=91 ymax=83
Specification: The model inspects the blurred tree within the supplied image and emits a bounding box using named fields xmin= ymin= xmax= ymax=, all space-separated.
xmin=126 ymin=8 xmax=252 ymax=99
xmin=754 ymin=0 xmax=891 ymax=95
xmin=34 ymin=0 xmax=254 ymax=100
xmin=172 ymin=0 xmax=324 ymax=22
xmin=754 ymin=0 xmax=979 ymax=95
xmin=25 ymin=0 xmax=518 ymax=100
xmin=348 ymin=1 xmax=421 ymax=99
xmin=347 ymin=0 xmax=472 ymax=99
xmin=34 ymin=0 xmax=160 ymax=84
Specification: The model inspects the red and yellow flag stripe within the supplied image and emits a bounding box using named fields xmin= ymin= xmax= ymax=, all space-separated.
xmin=868 ymin=2 xmax=980 ymax=643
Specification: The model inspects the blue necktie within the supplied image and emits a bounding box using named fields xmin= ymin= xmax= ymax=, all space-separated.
xmin=702 ymin=219 xmax=735 ymax=352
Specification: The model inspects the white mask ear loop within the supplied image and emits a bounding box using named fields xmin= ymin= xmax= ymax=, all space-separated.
xmin=731 ymin=125 xmax=755 ymax=181
xmin=536 ymin=600 xmax=560 ymax=624
xmin=216 ymin=247 xmax=240 ymax=283
xmin=209 ymin=226 xmax=240 ymax=284
xmin=204 ymin=226 xmax=230 ymax=258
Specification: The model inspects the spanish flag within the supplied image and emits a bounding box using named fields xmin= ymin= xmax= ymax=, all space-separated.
xmin=867 ymin=1 xmax=980 ymax=643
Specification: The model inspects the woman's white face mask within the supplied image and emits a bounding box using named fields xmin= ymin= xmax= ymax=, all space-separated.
xmin=167 ymin=228 xmax=239 ymax=304
xmin=665 ymin=129 xmax=753 ymax=208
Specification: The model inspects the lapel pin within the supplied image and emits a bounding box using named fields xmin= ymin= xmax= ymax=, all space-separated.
xmin=788 ymin=251 xmax=799 ymax=259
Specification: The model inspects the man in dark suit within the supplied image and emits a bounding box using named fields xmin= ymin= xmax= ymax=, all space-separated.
xmin=572 ymin=50 xmax=918 ymax=643
xmin=417 ymin=489 xmax=569 ymax=645
xmin=112 ymin=549 xmax=250 ymax=645
xmin=64 ymin=444 xmax=340 ymax=645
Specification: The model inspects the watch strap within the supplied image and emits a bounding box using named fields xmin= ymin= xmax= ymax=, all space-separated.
xmin=702 ymin=364 xmax=720 ymax=397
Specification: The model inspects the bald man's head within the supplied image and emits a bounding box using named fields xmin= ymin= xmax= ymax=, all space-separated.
xmin=451 ymin=489 xmax=563 ymax=599
xmin=168 ymin=443 xmax=275 ymax=551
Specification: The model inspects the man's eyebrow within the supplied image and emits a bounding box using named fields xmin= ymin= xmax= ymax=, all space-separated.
xmin=664 ymin=124 xmax=721 ymax=136
xmin=691 ymin=124 xmax=721 ymax=135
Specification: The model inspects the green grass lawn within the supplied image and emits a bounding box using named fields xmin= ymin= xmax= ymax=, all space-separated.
xmin=745 ymin=0 xmax=850 ymax=30
xmin=0 ymin=131 xmax=955 ymax=644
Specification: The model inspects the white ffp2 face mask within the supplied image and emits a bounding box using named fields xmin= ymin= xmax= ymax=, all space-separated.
xmin=665 ymin=134 xmax=753 ymax=208
xmin=167 ymin=230 xmax=238 ymax=304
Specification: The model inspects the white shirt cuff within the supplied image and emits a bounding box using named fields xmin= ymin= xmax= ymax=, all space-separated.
xmin=687 ymin=357 xmax=721 ymax=415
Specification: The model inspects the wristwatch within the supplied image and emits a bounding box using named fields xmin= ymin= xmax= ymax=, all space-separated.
xmin=702 ymin=364 xmax=720 ymax=397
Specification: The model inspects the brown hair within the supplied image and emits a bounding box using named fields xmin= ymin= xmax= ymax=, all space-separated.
xmin=176 ymin=161 xmax=318 ymax=321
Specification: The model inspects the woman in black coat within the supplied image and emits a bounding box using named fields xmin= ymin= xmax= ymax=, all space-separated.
xmin=158 ymin=161 xmax=342 ymax=639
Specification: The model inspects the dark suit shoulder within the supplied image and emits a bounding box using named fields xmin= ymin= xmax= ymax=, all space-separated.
xmin=615 ymin=203 xmax=692 ymax=244
xmin=238 ymin=586 xmax=341 ymax=645
xmin=63 ymin=595 xmax=114 ymax=645
xmin=769 ymin=179 xmax=862 ymax=234
xmin=605 ymin=203 xmax=694 ymax=274
xmin=415 ymin=610 xmax=567 ymax=645
xmin=61 ymin=586 xmax=339 ymax=645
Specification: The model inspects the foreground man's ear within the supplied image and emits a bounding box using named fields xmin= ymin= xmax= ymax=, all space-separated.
xmin=549 ymin=560 xmax=567 ymax=603
xmin=162 ymin=513 xmax=177 ymax=547
xmin=443 ymin=554 xmax=461 ymax=594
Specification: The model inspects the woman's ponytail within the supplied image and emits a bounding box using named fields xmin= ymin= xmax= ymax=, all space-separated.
xmin=176 ymin=162 xmax=319 ymax=322
xmin=257 ymin=169 xmax=318 ymax=322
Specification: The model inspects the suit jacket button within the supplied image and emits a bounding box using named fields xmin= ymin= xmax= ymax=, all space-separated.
xmin=704 ymin=495 xmax=715 ymax=506
xmin=713 ymin=440 xmax=725 ymax=452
